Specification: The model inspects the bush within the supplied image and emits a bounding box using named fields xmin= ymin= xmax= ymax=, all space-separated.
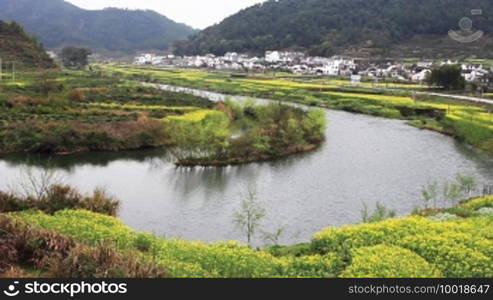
xmin=9 ymin=196 xmax=493 ymax=278
xmin=0 ymin=215 xmax=166 ymax=278
xmin=397 ymin=233 xmax=493 ymax=277
xmin=67 ymin=89 xmax=83 ymax=101
xmin=283 ymin=253 xmax=343 ymax=278
xmin=79 ymin=188 xmax=119 ymax=216
xmin=341 ymin=245 xmax=442 ymax=278
xmin=48 ymin=244 xmax=167 ymax=278
xmin=0 ymin=185 xmax=119 ymax=216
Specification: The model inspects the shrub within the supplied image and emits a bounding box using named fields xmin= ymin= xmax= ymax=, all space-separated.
xmin=10 ymin=196 xmax=493 ymax=278
xmin=67 ymin=89 xmax=83 ymax=101
xmin=0 ymin=192 xmax=30 ymax=212
xmin=79 ymin=188 xmax=119 ymax=216
xmin=341 ymin=245 xmax=442 ymax=278
xmin=283 ymin=253 xmax=343 ymax=278
xmin=7 ymin=96 xmax=35 ymax=106
xmin=0 ymin=214 xmax=74 ymax=273
xmin=31 ymin=79 xmax=64 ymax=95
xmin=311 ymin=217 xmax=431 ymax=256
xmin=427 ymin=213 xmax=458 ymax=221
xmin=0 ymin=214 xmax=166 ymax=278
xmin=477 ymin=207 xmax=493 ymax=216
xmin=0 ymin=185 xmax=119 ymax=216
xmin=361 ymin=202 xmax=396 ymax=223
xmin=12 ymin=210 xmax=283 ymax=278
xmin=41 ymin=185 xmax=82 ymax=214
xmin=48 ymin=244 xmax=167 ymax=278
xmin=397 ymin=233 xmax=493 ymax=277
xmin=134 ymin=233 xmax=154 ymax=252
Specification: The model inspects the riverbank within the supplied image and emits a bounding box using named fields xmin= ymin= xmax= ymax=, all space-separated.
xmin=175 ymin=143 xmax=319 ymax=167
xmin=100 ymin=65 xmax=493 ymax=156
xmin=0 ymin=69 xmax=326 ymax=166
xmin=2 ymin=183 xmax=492 ymax=278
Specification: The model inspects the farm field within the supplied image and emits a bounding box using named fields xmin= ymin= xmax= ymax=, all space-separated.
xmin=0 ymin=69 xmax=325 ymax=165
xmin=0 ymin=69 xmax=215 ymax=154
xmin=99 ymin=65 xmax=493 ymax=155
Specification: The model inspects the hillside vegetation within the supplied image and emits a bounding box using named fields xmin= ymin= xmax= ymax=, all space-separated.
xmin=0 ymin=0 xmax=195 ymax=53
xmin=0 ymin=20 xmax=55 ymax=69
xmin=2 ymin=193 xmax=492 ymax=278
xmin=174 ymin=0 xmax=493 ymax=58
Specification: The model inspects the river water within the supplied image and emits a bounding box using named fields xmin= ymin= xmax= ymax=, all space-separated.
xmin=1 ymin=85 xmax=492 ymax=246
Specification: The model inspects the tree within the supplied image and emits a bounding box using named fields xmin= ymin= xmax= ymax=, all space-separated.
xmin=426 ymin=65 xmax=465 ymax=91
xmin=361 ymin=202 xmax=396 ymax=223
xmin=233 ymin=188 xmax=266 ymax=246
xmin=167 ymin=111 xmax=231 ymax=161
xmin=421 ymin=182 xmax=438 ymax=209
xmin=456 ymin=174 xmax=477 ymax=198
xmin=302 ymin=109 xmax=327 ymax=142
xmin=60 ymin=47 xmax=92 ymax=69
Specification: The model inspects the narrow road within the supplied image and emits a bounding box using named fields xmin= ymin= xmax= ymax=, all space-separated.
xmin=417 ymin=91 xmax=493 ymax=106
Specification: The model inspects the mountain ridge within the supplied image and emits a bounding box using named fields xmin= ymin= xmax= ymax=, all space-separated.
xmin=0 ymin=20 xmax=56 ymax=69
xmin=173 ymin=0 xmax=493 ymax=59
xmin=0 ymin=0 xmax=196 ymax=54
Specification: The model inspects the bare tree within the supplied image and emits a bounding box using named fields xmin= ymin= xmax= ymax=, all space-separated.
xmin=10 ymin=166 xmax=63 ymax=199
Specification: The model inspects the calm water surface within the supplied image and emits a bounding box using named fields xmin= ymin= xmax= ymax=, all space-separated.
xmin=1 ymin=86 xmax=492 ymax=246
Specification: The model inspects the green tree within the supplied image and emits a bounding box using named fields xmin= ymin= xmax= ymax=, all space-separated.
xmin=60 ymin=47 xmax=92 ymax=69
xmin=455 ymin=174 xmax=477 ymax=198
xmin=361 ymin=202 xmax=396 ymax=223
xmin=283 ymin=118 xmax=305 ymax=146
xmin=168 ymin=111 xmax=230 ymax=161
xmin=303 ymin=109 xmax=327 ymax=142
xmin=426 ymin=65 xmax=465 ymax=91
xmin=233 ymin=188 xmax=266 ymax=246
xmin=421 ymin=182 xmax=439 ymax=209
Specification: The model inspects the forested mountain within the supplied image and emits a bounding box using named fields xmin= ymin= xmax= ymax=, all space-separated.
xmin=174 ymin=0 xmax=493 ymax=58
xmin=0 ymin=0 xmax=195 ymax=53
xmin=0 ymin=20 xmax=55 ymax=68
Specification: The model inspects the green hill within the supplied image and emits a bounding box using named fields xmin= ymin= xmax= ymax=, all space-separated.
xmin=0 ymin=0 xmax=195 ymax=53
xmin=174 ymin=0 xmax=493 ymax=58
xmin=0 ymin=20 xmax=55 ymax=69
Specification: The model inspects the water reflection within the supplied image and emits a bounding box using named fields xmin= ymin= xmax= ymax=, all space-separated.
xmin=0 ymin=149 xmax=171 ymax=172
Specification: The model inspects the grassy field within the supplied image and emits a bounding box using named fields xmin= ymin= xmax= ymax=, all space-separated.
xmin=99 ymin=65 xmax=493 ymax=155
xmin=3 ymin=195 xmax=492 ymax=278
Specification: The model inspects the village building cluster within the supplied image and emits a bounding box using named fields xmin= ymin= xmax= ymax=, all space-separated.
xmin=134 ymin=51 xmax=493 ymax=85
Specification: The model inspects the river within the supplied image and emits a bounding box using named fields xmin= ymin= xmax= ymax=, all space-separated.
xmin=1 ymin=84 xmax=492 ymax=246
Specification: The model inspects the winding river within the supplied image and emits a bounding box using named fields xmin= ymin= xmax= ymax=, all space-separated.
xmin=1 ymin=85 xmax=493 ymax=246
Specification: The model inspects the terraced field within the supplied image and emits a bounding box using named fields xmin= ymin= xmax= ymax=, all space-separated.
xmin=0 ymin=70 xmax=214 ymax=154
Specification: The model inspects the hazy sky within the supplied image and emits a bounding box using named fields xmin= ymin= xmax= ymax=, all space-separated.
xmin=66 ymin=0 xmax=266 ymax=29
